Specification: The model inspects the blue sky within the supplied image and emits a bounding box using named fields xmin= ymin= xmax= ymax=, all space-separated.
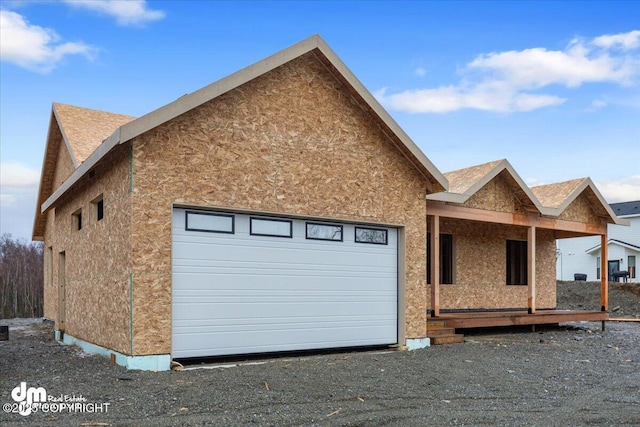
xmin=1 ymin=1 xmax=639 ymax=241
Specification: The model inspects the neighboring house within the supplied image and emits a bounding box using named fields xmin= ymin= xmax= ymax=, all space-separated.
xmin=32 ymin=35 xmax=624 ymax=371
xmin=556 ymin=200 xmax=640 ymax=283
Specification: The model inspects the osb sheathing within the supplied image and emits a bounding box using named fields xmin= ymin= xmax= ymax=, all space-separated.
xmin=43 ymin=145 xmax=132 ymax=354
xmin=43 ymin=141 xmax=75 ymax=321
xmin=463 ymin=171 xmax=527 ymax=215
xmin=559 ymin=192 xmax=603 ymax=224
xmin=427 ymin=219 xmax=556 ymax=310
xmin=131 ymin=52 xmax=430 ymax=354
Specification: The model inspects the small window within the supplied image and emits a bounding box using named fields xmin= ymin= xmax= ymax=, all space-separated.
xmin=306 ymin=222 xmax=343 ymax=241
xmin=596 ymin=256 xmax=601 ymax=280
xmin=628 ymin=255 xmax=636 ymax=279
xmin=186 ymin=211 xmax=234 ymax=234
xmin=72 ymin=210 xmax=82 ymax=231
xmin=92 ymin=195 xmax=104 ymax=221
xmin=250 ymin=217 xmax=292 ymax=238
xmin=355 ymin=226 xmax=388 ymax=245
xmin=506 ymin=240 xmax=527 ymax=285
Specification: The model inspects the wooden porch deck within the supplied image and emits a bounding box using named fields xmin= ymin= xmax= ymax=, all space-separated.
xmin=429 ymin=309 xmax=608 ymax=329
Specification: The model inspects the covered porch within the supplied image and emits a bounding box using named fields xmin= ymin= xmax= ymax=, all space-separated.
xmin=423 ymin=160 xmax=626 ymax=338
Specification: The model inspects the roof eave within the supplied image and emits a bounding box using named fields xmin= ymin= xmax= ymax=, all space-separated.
xmin=41 ymin=128 xmax=122 ymax=213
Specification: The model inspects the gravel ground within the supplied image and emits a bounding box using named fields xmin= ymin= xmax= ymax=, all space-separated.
xmin=1 ymin=281 xmax=639 ymax=427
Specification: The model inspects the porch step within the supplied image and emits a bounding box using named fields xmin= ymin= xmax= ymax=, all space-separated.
xmin=430 ymin=334 xmax=465 ymax=345
xmin=427 ymin=320 xmax=465 ymax=345
xmin=426 ymin=327 xmax=457 ymax=336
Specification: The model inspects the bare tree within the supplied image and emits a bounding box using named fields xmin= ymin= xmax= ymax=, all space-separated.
xmin=0 ymin=234 xmax=44 ymax=318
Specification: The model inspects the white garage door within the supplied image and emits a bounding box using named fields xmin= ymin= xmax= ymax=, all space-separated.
xmin=171 ymin=208 xmax=398 ymax=359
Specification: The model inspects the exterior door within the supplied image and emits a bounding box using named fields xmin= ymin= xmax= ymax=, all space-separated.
xmin=608 ymin=260 xmax=620 ymax=277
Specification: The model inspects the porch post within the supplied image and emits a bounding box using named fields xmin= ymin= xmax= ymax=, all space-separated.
xmin=600 ymin=233 xmax=608 ymax=312
xmin=429 ymin=215 xmax=440 ymax=317
xmin=527 ymin=226 xmax=536 ymax=314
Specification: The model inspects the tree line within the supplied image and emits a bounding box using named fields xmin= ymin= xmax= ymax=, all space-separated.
xmin=0 ymin=234 xmax=43 ymax=318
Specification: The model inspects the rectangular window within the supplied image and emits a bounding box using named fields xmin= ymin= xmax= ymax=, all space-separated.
xmin=629 ymin=255 xmax=636 ymax=279
xmin=506 ymin=240 xmax=527 ymax=285
xmin=597 ymin=256 xmax=601 ymax=280
xmin=92 ymin=195 xmax=104 ymax=221
xmin=250 ymin=217 xmax=292 ymax=238
xmin=306 ymin=222 xmax=343 ymax=241
xmin=96 ymin=199 xmax=104 ymax=221
xmin=355 ymin=227 xmax=388 ymax=245
xmin=72 ymin=210 xmax=82 ymax=231
xmin=186 ymin=211 xmax=234 ymax=234
xmin=427 ymin=233 xmax=454 ymax=284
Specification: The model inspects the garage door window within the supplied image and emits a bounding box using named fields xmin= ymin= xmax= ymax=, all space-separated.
xmin=306 ymin=223 xmax=343 ymax=241
xmin=355 ymin=227 xmax=388 ymax=245
xmin=186 ymin=211 xmax=234 ymax=234
xmin=250 ymin=217 xmax=292 ymax=238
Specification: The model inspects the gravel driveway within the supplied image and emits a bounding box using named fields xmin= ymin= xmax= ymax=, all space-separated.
xmin=1 ymin=317 xmax=639 ymax=426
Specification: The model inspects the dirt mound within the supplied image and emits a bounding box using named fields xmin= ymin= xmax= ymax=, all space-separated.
xmin=557 ymin=280 xmax=640 ymax=318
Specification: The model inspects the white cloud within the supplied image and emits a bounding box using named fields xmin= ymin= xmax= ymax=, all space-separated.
xmin=379 ymin=30 xmax=640 ymax=114
xmin=1 ymin=162 xmax=40 ymax=187
xmin=595 ymin=175 xmax=640 ymax=203
xmin=592 ymin=30 xmax=640 ymax=50
xmin=0 ymin=10 xmax=94 ymax=73
xmin=0 ymin=163 xmax=39 ymax=239
xmin=63 ymin=0 xmax=165 ymax=26
xmin=414 ymin=67 xmax=427 ymax=77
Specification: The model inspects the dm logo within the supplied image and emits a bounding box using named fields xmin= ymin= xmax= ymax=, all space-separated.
xmin=11 ymin=382 xmax=47 ymax=416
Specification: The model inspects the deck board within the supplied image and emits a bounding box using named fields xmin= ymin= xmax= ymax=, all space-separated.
xmin=429 ymin=310 xmax=608 ymax=329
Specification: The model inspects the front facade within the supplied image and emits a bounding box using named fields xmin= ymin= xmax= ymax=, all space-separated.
xmin=556 ymin=200 xmax=640 ymax=282
xmin=33 ymin=36 xmax=624 ymax=370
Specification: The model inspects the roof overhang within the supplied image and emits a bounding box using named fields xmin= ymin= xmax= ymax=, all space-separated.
xmin=426 ymin=159 xmax=552 ymax=215
xmin=586 ymin=239 xmax=640 ymax=254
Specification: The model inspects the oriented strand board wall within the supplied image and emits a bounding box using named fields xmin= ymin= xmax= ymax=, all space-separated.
xmin=43 ymin=139 xmax=77 ymax=321
xmin=427 ymin=219 xmax=556 ymax=310
xmin=131 ymin=52 xmax=430 ymax=355
xmin=464 ymin=172 xmax=527 ymax=215
xmin=559 ymin=193 xmax=602 ymax=224
xmin=44 ymin=145 xmax=132 ymax=354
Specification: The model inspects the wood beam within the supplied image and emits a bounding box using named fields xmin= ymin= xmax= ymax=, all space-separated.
xmin=601 ymin=233 xmax=608 ymax=312
xmin=426 ymin=201 xmax=607 ymax=235
xmin=429 ymin=215 xmax=440 ymax=317
xmin=527 ymin=226 xmax=536 ymax=314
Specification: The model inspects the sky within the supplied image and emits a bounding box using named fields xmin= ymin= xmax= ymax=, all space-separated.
xmin=1 ymin=0 xmax=639 ymax=241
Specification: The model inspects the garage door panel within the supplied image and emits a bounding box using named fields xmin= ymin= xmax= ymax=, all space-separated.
xmin=172 ymin=209 xmax=398 ymax=359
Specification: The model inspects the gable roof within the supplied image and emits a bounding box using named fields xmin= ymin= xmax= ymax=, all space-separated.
xmin=426 ymin=159 xmax=547 ymax=214
xmin=426 ymin=159 xmax=628 ymax=226
xmin=32 ymin=105 xmax=136 ymax=240
xmin=53 ymin=103 xmax=136 ymax=166
xmin=586 ymin=238 xmax=640 ymax=254
xmin=531 ymin=178 xmax=626 ymax=225
xmin=36 ymin=35 xmax=448 ymax=225
xmin=610 ymin=200 xmax=640 ymax=217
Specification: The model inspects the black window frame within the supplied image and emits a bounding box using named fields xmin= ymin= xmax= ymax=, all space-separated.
xmin=427 ymin=233 xmax=455 ymax=284
xmin=185 ymin=211 xmax=235 ymax=234
xmin=354 ymin=226 xmax=388 ymax=245
xmin=250 ymin=217 xmax=293 ymax=238
xmin=73 ymin=210 xmax=82 ymax=231
xmin=305 ymin=222 xmax=343 ymax=242
xmin=506 ymin=239 xmax=528 ymax=286
xmin=95 ymin=198 xmax=104 ymax=221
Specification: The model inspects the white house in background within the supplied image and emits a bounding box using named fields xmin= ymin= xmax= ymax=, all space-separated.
xmin=557 ymin=200 xmax=640 ymax=282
